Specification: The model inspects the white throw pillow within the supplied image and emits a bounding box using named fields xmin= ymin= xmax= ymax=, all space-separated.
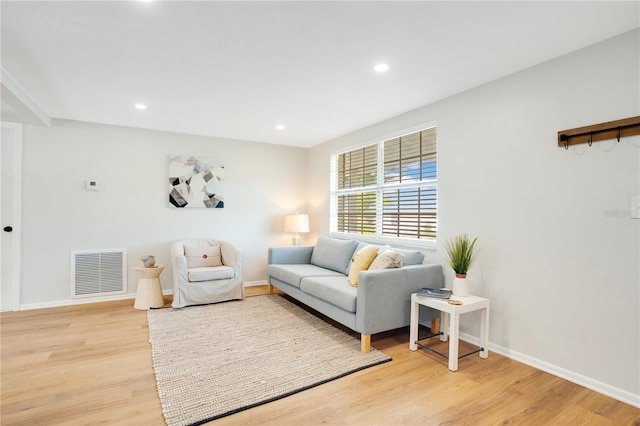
xmin=184 ymin=245 xmax=222 ymax=268
xmin=368 ymin=245 xmax=403 ymax=270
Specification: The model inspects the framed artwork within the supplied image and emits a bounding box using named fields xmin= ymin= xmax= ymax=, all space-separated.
xmin=168 ymin=155 xmax=224 ymax=208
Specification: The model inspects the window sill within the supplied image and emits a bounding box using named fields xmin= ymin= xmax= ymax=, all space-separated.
xmin=329 ymin=232 xmax=437 ymax=251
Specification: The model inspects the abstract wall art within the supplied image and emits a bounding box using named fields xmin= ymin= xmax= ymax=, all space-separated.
xmin=168 ymin=155 xmax=224 ymax=208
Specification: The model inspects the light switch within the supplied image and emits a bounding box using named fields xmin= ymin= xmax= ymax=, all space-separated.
xmin=86 ymin=180 xmax=100 ymax=191
xmin=631 ymin=196 xmax=640 ymax=219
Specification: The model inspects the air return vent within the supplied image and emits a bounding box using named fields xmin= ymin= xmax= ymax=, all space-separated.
xmin=71 ymin=249 xmax=127 ymax=298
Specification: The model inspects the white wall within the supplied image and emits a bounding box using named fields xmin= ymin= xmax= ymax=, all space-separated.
xmin=21 ymin=119 xmax=307 ymax=306
xmin=308 ymin=29 xmax=640 ymax=403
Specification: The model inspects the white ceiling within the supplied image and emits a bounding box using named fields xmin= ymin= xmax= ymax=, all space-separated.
xmin=1 ymin=1 xmax=638 ymax=148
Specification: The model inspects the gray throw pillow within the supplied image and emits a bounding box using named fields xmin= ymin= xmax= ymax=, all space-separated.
xmin=393 ymin=248 xmax=425 ymax=265
xmin=310 ymin=237 xmax=359 ymax=275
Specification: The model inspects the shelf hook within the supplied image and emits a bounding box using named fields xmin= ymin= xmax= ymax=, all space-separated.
xmin=588 ymin=132 xmax=593 ymax=147
xmin=617 ymin=126 xmax=621 ymax=142
xmin=564 ymin=139 xmax=569 ymax=150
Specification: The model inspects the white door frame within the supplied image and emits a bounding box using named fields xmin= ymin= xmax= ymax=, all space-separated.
xmin=1 ymin=121 xmax=22 ymax=311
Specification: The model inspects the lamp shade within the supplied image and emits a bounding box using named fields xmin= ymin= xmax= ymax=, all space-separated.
xmin=284 ymin=214 xmax=309 ymax=233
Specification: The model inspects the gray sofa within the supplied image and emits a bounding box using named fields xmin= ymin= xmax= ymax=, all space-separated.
xmin=267 ymin=237 xmax=444 ymax=352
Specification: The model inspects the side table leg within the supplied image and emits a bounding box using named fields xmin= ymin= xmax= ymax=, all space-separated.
xmin=448 ymin=313 xmax=460 ymax=371
xmin=480 ymin=307 xmax=489 ymax=359
xmin=409 ymin=294 xmax=418 ymax=351
xmin=440 ymin=311 xmax=448 ymax=342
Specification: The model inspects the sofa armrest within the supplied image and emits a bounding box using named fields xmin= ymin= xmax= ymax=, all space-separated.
xmin=355 ymin=263 xmax=444 ymax=335
xmin=268 ymin=246 xmax=314 ymax=265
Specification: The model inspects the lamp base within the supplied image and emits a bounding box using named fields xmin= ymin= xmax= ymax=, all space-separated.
xmin=291 ymin=236 xmax=302 ymax=246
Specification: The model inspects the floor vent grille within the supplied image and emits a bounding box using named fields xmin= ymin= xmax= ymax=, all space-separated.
xmin=71 ymin=249 xmax=127 ymax=298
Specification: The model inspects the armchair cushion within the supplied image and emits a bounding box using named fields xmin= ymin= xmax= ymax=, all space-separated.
xmin=188 ymin=265 xmax=234 ymax=282
xmin=184 ymin=244 xmax=222 ymax=268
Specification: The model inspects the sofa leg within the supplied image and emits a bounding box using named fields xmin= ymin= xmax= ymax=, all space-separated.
xmin=431 ymin=317 xmax=440 ymax=334
xmin=268 ymin=284 xmax=274 ymax=295
xmin=361 ymin=334 xmax=371 ymax=353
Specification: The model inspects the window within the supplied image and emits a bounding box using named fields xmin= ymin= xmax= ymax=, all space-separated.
xmin=331 ymin=125 xmax=437 ymax=245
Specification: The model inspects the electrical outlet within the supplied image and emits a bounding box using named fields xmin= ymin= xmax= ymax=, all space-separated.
xmin=631 ymin=196 xmax=640 ymax=219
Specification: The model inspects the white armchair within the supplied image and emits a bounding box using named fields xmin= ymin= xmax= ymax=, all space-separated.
xmin=171 ymin=238 xmax=244 ymax=308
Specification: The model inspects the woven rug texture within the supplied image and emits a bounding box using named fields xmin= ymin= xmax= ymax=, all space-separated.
xmin=147 ymin=294 xmax=391 ymax=426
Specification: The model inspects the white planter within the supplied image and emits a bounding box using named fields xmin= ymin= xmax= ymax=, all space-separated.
xmin=452 ymin=274 xmax=470 ymax=297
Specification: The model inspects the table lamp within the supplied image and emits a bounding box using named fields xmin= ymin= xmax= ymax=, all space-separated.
xmin=284 ymin=213 xmax=309 ymax=246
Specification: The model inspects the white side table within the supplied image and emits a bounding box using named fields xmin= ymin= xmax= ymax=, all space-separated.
xmin=133 ymin=265 xmax=165 ymax=310
xmin=409 ymin=293 xmax=489 ymax=371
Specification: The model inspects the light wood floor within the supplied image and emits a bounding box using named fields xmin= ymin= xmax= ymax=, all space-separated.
xmin=2 ymin=286 xmax=638 ymax=425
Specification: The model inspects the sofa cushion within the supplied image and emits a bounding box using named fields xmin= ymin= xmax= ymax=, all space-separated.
xmin=188 ymin=265 xmax=234 ymax=282
xmin=394 ymin=248 xmax=425 ymax=266
xmin=311 ymin=237 xmax=358 ymax=275
xmin=310 ymin=237 xmax=358 ymax=275
xmin=184 ymin=244 xmax=223 ymax=268
xmin=268 ymin=264 xmax=344 ymax=288
xmin=300 ymin=276 xmax=357 ymax=313
xmin=348 ymin=245 xmax=379 ymax=287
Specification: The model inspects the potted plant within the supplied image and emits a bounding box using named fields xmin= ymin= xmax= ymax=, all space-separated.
xmin=444 ymin=233 xmax=479 ymax=296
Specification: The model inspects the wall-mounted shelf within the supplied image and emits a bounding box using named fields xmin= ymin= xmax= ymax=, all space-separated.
xmin=557 ymin=116 xmax=640 ymax=149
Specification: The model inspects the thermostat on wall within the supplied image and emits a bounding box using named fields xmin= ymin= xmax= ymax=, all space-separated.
xmin=86 ymin=180 xmax=100 ymax=191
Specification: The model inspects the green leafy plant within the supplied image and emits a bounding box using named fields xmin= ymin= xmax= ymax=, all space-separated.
xmin=444 ymin=234 xmax=479 ymax=276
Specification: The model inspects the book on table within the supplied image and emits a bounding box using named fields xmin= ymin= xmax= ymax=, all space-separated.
xmin=417 ymin=287 xmax=452 ymax=299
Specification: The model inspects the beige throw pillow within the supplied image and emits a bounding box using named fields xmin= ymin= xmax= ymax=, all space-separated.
xmin=348 ymin=245 xmax=379 ymax=287
xmin=184 ymin=245 xmax=222 ymax=268
xmin=368 ymin=246 xmax=403 ymax=270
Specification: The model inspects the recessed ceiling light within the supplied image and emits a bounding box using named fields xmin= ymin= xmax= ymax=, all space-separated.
xmin=276 ymin=124 xmax=285 ymax=130
xmin=135 ymin=103 xmax=147 ymax=110
xmin=374 ymin=63 xmax=389 ymax=73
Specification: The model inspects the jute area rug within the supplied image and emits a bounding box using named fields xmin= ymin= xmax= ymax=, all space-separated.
xmin=147 ymin=294 xmax=391 ymax=426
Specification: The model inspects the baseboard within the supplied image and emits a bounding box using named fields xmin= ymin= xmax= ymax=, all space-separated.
xmin=244 ymin=280 xmax=268 ymax=287
xmin=18 ymin=289 xmax=174 ymax=311
xmin=18 ymin=283 xmax=274 ymax=310
xmin=459 ymin=332 xmax=640 ymax=408
xmin=17 ymin=283 xmax=269 ymax=311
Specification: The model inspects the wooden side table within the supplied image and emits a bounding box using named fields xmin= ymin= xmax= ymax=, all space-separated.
xmin=133 ymin=265 xmax=165 ymax=310
xmin=409 ymin=293 xmax=489 ymax=371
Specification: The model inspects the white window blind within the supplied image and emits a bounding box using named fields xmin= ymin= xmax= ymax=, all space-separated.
xmin=331 ymin=126 xmax=437 ymax=244
xmin=336 ymin=144 xmax=378 ymax=235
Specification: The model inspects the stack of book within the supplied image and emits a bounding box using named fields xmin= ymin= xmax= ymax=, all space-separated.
xmin=417 ymin=287 xmax=452 ymax=299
